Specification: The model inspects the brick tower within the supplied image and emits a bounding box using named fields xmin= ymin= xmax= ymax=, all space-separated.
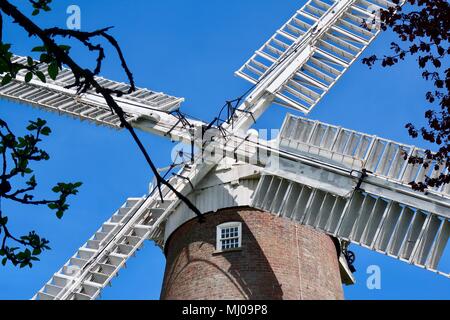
xmin=160 ymin=207 xmax=346 ymax=300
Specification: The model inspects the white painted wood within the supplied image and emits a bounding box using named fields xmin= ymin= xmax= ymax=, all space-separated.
xmin=235 ymin=0 xmax=405 ymax=120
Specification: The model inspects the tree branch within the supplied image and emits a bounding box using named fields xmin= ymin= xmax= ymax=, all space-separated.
xmin=0 ymin=0 xmax=202 ymax=218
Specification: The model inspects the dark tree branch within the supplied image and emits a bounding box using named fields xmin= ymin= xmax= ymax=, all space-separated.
xmin=0 ymin=116 xmax=77 ymax=267
xmin=363 ymin=0 xmax=450 ymax=192
xmin=0 ymin=0 xmax=202 ymax=218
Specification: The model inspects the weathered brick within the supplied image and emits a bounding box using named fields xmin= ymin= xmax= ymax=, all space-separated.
xmin=161 ymin=207 xmax=344 ymax=300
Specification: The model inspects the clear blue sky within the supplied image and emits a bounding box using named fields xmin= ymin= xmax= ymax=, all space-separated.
xmin=1 ymin=0 xmax=449 ymax=300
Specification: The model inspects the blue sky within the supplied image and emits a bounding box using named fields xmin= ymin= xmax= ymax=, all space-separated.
xmin=1 ymin=0 xmax=449 ymax=300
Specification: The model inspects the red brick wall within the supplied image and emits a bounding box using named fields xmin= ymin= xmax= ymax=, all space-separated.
xmin=161 ymin=207 xmax=344 ymax=300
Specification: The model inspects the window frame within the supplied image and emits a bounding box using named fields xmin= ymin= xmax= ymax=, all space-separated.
xmin=216 ymin=222 xmax=242 ymax=252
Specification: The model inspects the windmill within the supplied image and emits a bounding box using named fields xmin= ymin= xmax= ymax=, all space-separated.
xmin=1 ymin=0 xmax=449 ymax=300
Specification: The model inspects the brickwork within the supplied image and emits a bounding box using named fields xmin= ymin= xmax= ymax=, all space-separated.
xmin=161 ymin=207 xmax=344 ymax=300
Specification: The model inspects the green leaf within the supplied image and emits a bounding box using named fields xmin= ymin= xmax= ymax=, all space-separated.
xmin=27 ymin=56 xmax=34 ymax=66
xmin=1 ymin=74 xmax=12 ymax=86
xmin=35 ymin=71 xmax=46 ymax=83
xmin=39 ymin=53 xmax=50 ymax=63
xmin=26 ymin=123 xmax=37 ymax=131
xmin=16 ymin=252 xmax=25 ymax=260
xmin=0 ymin=43 xmax=12 ymax=52
xmin=25 ymin=72 xmax=33 ymax=83
xmin=36 ymin=118 xmax=46 ymax=127
xmin=0 ymin=62 xmax=8 ymax=73
xmin=48 ymin=203 xmax=58 ymax=210
xmin=26 ymin=175 xmax=37 ymax=187
xmin=56 ymin=210 xmax=64 ymax=219
xmin=40 ymin=126 xmax=51 ymax=136
xmin=1 ymin=257 xmax=7 ymax=266
xmin=32 ymin=248 xmax=41 ymax=256
xmin=32 ymin=9 xmax=39 ymax=16
xmin=48 ymin=63 xmax=59 ymax=80
xmin=32 ymin=46 xmax=46 ymax=53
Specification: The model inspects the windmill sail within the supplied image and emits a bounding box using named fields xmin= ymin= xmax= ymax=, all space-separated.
xmin=236 ymin=0 xmax=399 ymax=114
xmin=0 ymin=56 xmax=185 ymax=131
xmin=32 ymin=162 xmax=214 ymax=300
xmin=2 ymin=0 xmax=447 ymax=300
xmin=252 ymin=113 xmax=450 ymax=278
xmin=279 ymin=114 xmax=450 ymax=197
xmin=33 ymin=197 xmax=154 ymax=300
xmin=253 ymin=176 xmax=450 ymax=277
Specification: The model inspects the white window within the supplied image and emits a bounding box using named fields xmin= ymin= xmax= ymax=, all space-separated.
xmin=216 ymin=222 xmax=242 ymax=251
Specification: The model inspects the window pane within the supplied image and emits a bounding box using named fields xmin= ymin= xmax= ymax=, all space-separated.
xmin=218 ymin=224 xmax=241 ymax=250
